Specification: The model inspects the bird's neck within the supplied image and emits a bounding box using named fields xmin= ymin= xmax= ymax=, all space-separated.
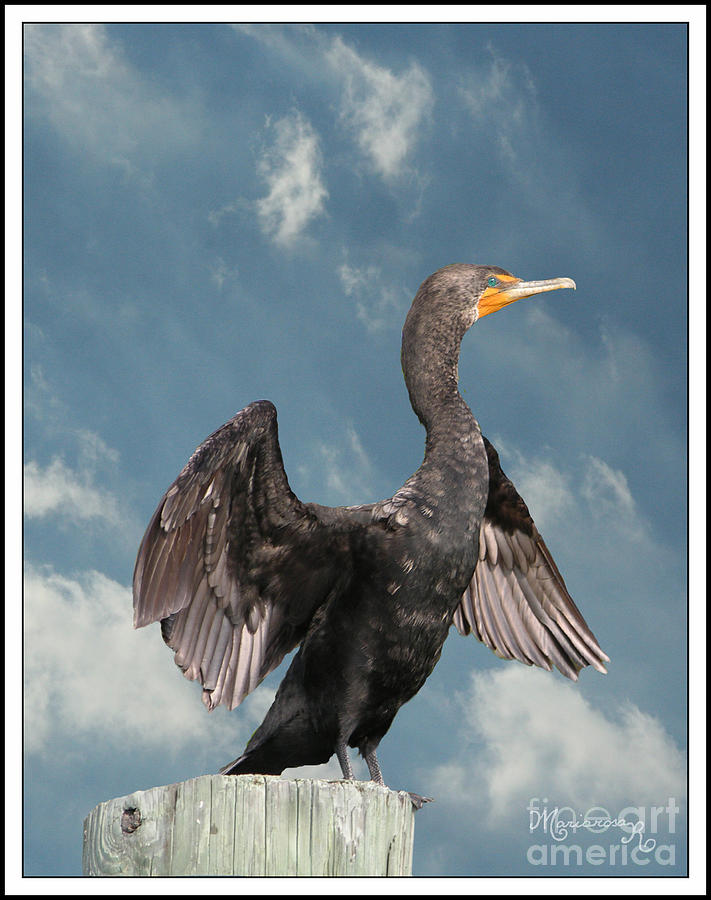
xmin=401 ymin=310 xmax=478 ymax=448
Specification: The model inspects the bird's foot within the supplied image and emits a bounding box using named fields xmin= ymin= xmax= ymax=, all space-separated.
xmin=407 ymin=792 xmax=434 ymax=810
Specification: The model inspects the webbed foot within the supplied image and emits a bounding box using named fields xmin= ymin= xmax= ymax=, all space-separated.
xmin=407 ymin=792 xmax=433 ymax=810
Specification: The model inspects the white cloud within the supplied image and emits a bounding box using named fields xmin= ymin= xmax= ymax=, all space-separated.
xmin=296 ymin=422 xmax=377 ymax=507
xmin=23 ymin=457 xmax=122 ymax=527
xmin=24 ymin=24 xmax=200 ymax=175
xmin=458 ymin=43 xmax=601 ymax=251
xmin=477 ymin=304 xmax=684 ymax=499
xmin=208 ymin=257 xmax=238 ymax=292
xmin=256 ymin=111 xmax=328 ymax=247
xmin=482 ymin=432 xmax=683 ymax=656
xmin=25 ymin=362 xmax=61 ymax=423
xmin=321 ymin=424 xmax=375 ymax=505
xmin=24 ymin=364 xmax=141 ymax=536
xmin=326 ymin=36 xmax=433 ymax=179
xmin=582 ymin=455 xmax=646 ymax=540
xmin=23 ymin=562 xmax=348 ymax=779
xmin=430 ymin=667 xmax=686 ymax=821
xmin=23 ymin=565 xmax=267 ymax=757
xmin=338 ymin=262 xmax=408 ymax=332
xmin=459 ymin=42 xmax=539 ymax=177
xmin=74 ymin=429 xmax=121 ymax=469
xmin=489 ymin=437 xmax=646 ymax=543
xmin=207 ymin=199 xmax=244 ymax=227
xmin=459 ymin=43 xmax=536 ymax=165
xmin=231 ymin=24 xmax=318 ymax=58
xmin=338 ymin=261 xmax=378 ymax=297
xmin=495 ymin=448 xmax=577 ymax=534
xmin=234 ymin=27 xmax=433 ymax=181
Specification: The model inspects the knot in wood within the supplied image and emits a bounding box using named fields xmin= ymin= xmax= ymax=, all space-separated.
xmin=121 ymin=807 xmax=142 ymax=834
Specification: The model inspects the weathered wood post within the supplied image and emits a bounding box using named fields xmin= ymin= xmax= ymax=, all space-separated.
xmin=83 ymin=774 xmax=416 ymax=876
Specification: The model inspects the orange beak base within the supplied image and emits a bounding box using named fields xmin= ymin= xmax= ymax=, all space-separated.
xmin=478 ymin=275 xmax=577 ymax=318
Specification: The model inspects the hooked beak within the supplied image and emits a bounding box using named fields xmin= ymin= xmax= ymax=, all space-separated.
xmin=478 ymin=275 xmax=576 ymax=318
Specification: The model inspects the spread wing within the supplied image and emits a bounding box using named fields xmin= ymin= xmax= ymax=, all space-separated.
xmin=454 ymin=437 xmax=609 ymax=680
xmin=133 ymin=400 xmax=352 ymax=711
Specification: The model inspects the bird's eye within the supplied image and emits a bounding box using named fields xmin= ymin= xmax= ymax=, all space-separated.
xmin=487 ymin=276 xmax=499 ymax=288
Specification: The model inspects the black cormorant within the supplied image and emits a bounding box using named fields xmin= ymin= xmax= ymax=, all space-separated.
xmin=133 ymin=264 xmax=609 ymax=800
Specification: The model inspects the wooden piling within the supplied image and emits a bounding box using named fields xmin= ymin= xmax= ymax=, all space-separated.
xmin=83 ymin=774 xmax=416 ymax=876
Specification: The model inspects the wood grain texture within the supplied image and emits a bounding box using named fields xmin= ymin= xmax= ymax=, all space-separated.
xmin=83 ymin=775 xmax=415 ymax=876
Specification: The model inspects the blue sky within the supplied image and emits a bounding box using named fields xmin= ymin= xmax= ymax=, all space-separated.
xmin=17 ymin=13 xmax=697 ymax=885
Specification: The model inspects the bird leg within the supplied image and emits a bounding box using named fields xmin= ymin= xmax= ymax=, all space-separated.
xmin=365 ymin=749 xmax=385 ymax=785
xmin=336 ymin=741 xmax=354 ymax=780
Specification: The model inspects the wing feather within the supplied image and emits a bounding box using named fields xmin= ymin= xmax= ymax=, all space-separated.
xmin=455 ymin=437 xmax=609 ymax=680
xmin=133 ymin=400 xmax=353 ymax=711
xmin=173 ymin=577 xmax=211 ymax=671
xmin=200 ymin=612 xmax=229 ymax=689
xmin=193 ymin=602 xmax=220 ymax=680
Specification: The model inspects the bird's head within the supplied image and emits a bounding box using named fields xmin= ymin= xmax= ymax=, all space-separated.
xmin=412 ymin=263 xmax=576 ymax=334
xmin=401 ymin=264 xmax=577 ymax=422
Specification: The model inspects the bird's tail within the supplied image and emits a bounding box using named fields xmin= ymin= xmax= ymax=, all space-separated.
xmin=219 ymin=751 xmax=273 ymax=776
xmin=219 ymin=721 xmax=334 ymax=776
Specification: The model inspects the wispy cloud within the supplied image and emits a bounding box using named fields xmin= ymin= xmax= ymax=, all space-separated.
xmin=430 ymin=667 xmax=686 ymax=820
xmin=321 ymin=424 xmax=374 ymax=504
xmin=207 ymin=257 xmax=238 ymax=292
xmin=326 ymin=36 xmax=433 ymax=179
xmin=233 ymin=26 xmax=434 ymax=182
xmin=471 ymin=431 xmax=684 ymax=731
xmin=23 ymin=565 xmax=267 ymax=757
xmin=24 ymin=365 xmax=127 ymax=528
xmin=231 ymin=23 xmax=319 ymax=65
xmin=582 ymin=455 xmax=647 ymax=541
xmin=338 ymin=262 xmax=408 ymax=332
xmin=24 ymin=24 xmax=200 ymax=177
xmin=490 ymin=446 xmax=577 ymax=534
xmin=296 ymin=422 xmax=377 ymax=507
xmin=458 ymin=42 xmax=601 ymax=253
xmin=490 ymin=438 xmax=654 ymax=554
xmin=459 ymin=42 xmax=537 ymax=173
xmin=256 ymin=111 xmax=328 ymax=247
xmin=25 ymin=362 xmax=61 ymax=424
xmin=23 ymin=366 xmax=138 ymax=537
xmin=23 ymin=457 xmax=122 ymax=526
xmin=476 ymin=304 xmax=685 ymax=508
xmin=207 ymin=199 xmax=245 ymax=227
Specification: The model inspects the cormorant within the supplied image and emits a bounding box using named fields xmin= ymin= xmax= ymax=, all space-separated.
xmin=133 ymin=264 xmax=609 ymax=800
